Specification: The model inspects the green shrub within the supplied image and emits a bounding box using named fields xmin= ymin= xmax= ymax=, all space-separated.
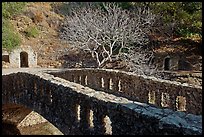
xmin=2 ymin=2 xmax=27 ymax=19
xmin=176 ymin=27 xmax=201 ymax=38
xmin=2 ymin=2 xmax=26 ymax=51
xmin=24 ymin=26 xmax=39 ymax=38
xmin=2 ymin=19 xmax=21 ymax=51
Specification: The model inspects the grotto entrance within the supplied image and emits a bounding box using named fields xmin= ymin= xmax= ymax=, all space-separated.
xmin=20 ymin=52 xmax=29 ymax=67
xmin=164 ymin=57 xmax=170 ymax=70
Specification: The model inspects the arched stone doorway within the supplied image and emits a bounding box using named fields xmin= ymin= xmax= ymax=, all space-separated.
xmin=20 ymin=52 xmax=29 ymax=67
xmin=164 ymin=57 xmax=170 ymax=70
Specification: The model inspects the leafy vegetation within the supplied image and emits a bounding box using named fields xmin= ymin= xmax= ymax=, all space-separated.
xmin=2 ymin=2 xmax=27 ymax=19
xmin=2 ymin=19 xmax=21 ymax=51
xmin=132 ymin=2 xmax=202 ymax=38
xmin=24 ymin=26 xmax=39 ymax=38
xmin=151 ymin=2 xmax=201 ymax=38
xmin=2 ymin=2 xmax=27 ymax=51
xmin=2 ymin=2 xmax=201 ymax=52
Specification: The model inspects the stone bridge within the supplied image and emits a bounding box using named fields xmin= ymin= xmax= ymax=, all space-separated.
xmin=2 ymin=68 xmax=202 ymax=135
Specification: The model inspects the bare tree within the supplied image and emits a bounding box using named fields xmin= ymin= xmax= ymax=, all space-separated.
xmin=119 ymin=45 xmax=158 ymax=76
xmin=60 ymin=2 xmax=157 ymax=75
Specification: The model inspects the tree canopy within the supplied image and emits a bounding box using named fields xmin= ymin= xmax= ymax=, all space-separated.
xmin=58 ymin=2 xmax=202 ymax=39
xmin=125 ymin=2 xmax=202 ymax=38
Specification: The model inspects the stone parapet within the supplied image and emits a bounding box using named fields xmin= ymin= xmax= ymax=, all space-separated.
xmin=48 ymin=68 xmax=202 ymax=115
xmin=2 ymin=71 xmax=202 ymax=135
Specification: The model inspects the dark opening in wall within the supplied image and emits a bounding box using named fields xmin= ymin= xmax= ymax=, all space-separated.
xmin=89 ymin=109 xmax=94 ymax=128
xmin=176 ymin=96 xmax=186 ymax=111
xmin=76 ymin=104 xmax=81 ymax=121
xmin=2 ymin=55 xmax=10 ymax=63
xmin=103 ymin=115 xmax=112 ymax=135
xmin=164 ymin=57 xmax=170 ymax=70
xmin=20 ymin=52 xmax=29 ymax=67
xmin=178 ymin=60 xmax=192 ymax=71
xmin=148 ymin=91 xmax=155 ymax=104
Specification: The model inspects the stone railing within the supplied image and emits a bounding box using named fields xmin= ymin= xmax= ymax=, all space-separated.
xmin=2 ymin=72 xmax=202 ymax=135
xmin=47 ymin=68 xmax=202 ymax=115
xmin=157 ymin=71 xmax=202 ymax=86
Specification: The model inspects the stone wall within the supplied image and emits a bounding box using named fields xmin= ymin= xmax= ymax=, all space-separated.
xmin=2 ymin=72 xmax=202 ymax=135
xmin=7 ymin=46 xmax=37 ymax=68
xmin=154 ymin=53 xmax=202 ymax=71
xmin=48 ymin=68 xmax=202 ymax=115
xmin=157 ymin=71 xmax=202 ymax=86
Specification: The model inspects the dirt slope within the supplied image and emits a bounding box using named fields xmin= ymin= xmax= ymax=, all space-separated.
xmin=10 ymin=2 xmax=69 ymax=68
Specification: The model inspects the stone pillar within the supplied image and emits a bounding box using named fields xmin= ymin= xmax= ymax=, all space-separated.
xmin=168 ymin=94 xmax=177 ymax=111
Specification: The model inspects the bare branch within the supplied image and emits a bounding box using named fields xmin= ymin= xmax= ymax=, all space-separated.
xmin=60 ymin=2 xmax=157 ymax=73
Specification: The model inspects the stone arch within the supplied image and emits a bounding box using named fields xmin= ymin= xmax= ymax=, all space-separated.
xmin=20 ymin=51 xmax=29 ymax=67
xmin=2 ymin=103 xmax=31 ymax=135
xmin=2 ymin=103 xmax=63 ymax=135
xmin=164 ymin=57 xmax=171 ymax=70
xmin=2 ymin=74 xmax=66 ymax=135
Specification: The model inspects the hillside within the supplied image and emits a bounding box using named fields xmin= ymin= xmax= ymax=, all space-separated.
xmin=2 ymin=2 xmax=202 ymax=70
xmin=7 ymin=2 xmax=70 ymax=67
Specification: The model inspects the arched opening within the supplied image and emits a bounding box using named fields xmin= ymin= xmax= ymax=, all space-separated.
xmin=164 ymin=57 xmax=170 ymax=70
xmin=176 ymin=96 xmax=186 ymax=111
xmin=103 ymin=115 xmax=112 ymax=135
xmin=20 ymin=52 xmax=29 ymax=67
xmin=2 ymin=103 xmax=63 ymax=135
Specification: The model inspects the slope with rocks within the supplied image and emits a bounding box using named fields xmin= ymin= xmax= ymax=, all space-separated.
xmin=3 ymin=2 xmax=202 ymax=84
xmin=9 ymin=2 xmax=69 ymax=68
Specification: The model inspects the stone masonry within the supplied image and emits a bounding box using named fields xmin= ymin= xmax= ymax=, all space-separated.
xmin=2 ymin=70 xmax=202 ymax=135
xmin=48 ymin=68 xmax=202 ymax=115
xmin=3 ymin=46 xmax=37 ymax=68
